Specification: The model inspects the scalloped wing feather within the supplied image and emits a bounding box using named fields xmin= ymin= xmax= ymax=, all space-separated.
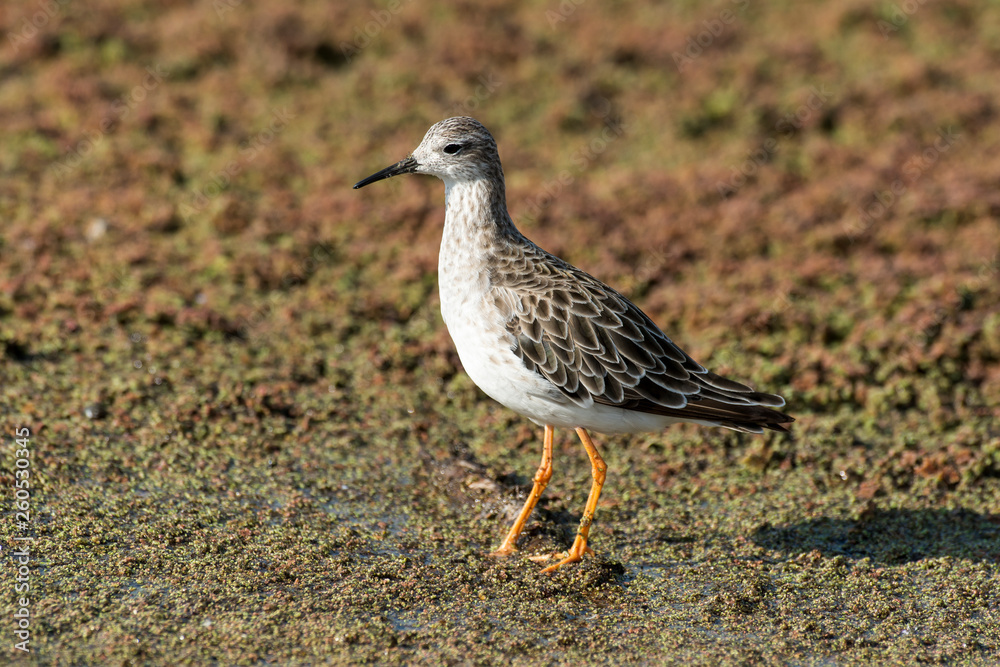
xmin=494 ymin=243 xmax=793 ymax=433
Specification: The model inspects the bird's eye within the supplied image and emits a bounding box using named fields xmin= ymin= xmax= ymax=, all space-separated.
xmin=443 ymin=143 xmax=463 ymax=155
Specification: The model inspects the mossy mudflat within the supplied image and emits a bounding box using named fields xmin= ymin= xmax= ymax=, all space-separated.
xmin=1 ymin=0 xmax=998 ymax=664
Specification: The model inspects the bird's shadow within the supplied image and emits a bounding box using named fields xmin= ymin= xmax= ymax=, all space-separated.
xmin=751 ymin=507 xmax=1000 ymax=564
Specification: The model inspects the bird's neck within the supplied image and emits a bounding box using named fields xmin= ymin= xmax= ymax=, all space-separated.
xmin=442 ymin=176 xmax=519 ymax=256
xmin=438 ymin=176 xmax=522 ymax=314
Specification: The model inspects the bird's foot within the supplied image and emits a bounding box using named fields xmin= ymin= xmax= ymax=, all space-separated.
xmin=528 ymin=544 xmax=594 ymax=572
xmin=487 ymin=544 xmax=518 ymax=558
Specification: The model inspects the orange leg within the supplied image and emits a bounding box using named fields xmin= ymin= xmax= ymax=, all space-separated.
xmin=538 ymin=427 xmax=606 ymax=574
xmin=489 ymin=424 xmax=554 ymax=556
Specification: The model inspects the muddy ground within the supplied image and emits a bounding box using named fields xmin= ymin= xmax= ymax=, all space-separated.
xmin=1 ymin=0 xmax=999 ymax=664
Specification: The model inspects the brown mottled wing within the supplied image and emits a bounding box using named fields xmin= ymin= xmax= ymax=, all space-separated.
xmin=490 ymin=242 xmax=793 ymax=433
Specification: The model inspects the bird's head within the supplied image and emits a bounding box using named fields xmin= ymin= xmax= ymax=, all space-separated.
xmin=354 ymin=116 xmax=501 ymax=190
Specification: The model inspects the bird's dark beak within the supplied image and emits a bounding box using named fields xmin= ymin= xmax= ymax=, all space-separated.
xmin=353 ymin=156 xmax=418 ymax=189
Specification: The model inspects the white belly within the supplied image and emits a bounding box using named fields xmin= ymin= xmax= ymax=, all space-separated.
xmin=438 ymin=273 xmax=556 ymax=418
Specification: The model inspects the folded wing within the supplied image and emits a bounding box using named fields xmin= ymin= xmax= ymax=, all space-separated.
xmin=491 ymin=243 xmax=794 ymax=434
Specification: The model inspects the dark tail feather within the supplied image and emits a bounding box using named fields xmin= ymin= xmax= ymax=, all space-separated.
xmin=636 ymin=396 xmax=794 ymax=434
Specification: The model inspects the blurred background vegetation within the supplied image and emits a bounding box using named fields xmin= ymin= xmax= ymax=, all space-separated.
xmin=1 ymin=0 xmax=999 ymax=664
